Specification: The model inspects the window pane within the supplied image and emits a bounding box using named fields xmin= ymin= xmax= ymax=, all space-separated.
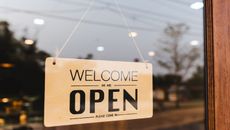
xmin=0 ymin=0 xmax=204 ymax=130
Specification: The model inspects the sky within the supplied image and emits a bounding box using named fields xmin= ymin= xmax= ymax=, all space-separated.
xmin=0 ymin=0 xmax=204 ymax=75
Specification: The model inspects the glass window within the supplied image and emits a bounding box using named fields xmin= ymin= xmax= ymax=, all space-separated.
xmin=0 ymin=0 xmax=204 ymax=130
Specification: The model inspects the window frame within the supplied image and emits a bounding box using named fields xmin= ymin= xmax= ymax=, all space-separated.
xmin=205 ymin=0 xmax=230 ymax=129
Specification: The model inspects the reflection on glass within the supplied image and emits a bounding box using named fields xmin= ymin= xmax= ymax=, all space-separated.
xmin=0 ymin=0 xmax=204 ymax=130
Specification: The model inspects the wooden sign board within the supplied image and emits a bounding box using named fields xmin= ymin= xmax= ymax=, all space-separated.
xmin=44 ymin=57 xmax=153 ymax=127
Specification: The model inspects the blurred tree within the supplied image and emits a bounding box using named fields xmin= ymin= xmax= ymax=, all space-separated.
xmin=157 ymin=23 xmax=200 ymax=108
xmin=85 ymin=53 xmax=93 ymax=59
xmin=155 ymin=74 xmax=182 ymax=88
xmin=186 ymin=66 xmax=203 ymax=86
xmin=0 ymin=21 xmax=24 ymax=62
xmin=0 ymin=21 xmax=50 ymax=111
xmin=185 ymin=66 xmax=204 ymax=99
xmin=133 ymin=58 xmax=140 ymax=62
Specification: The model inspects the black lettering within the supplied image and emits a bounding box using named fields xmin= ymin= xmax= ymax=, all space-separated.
xmin=90 ymin=90 xmax=104 ymax=113
xmin=70 ymin=70 xmax=84 ymax=81
xmin=109 ymin=89 xmax=119 ymax=112
xmin=131 ymin=71 xmax=138 ymax=81
xmin=101 ymin=70 xmax=110 ymax=81
xmin=94 ymin=71 xmax=101 ymax=81
xmin=111 ymin=71 xmax=120 ymax=81
xmin=70 ymin=90 xmax=85 ymax=114
xmin=121 ymin=71 xmax=130 ymax=81
xmin=85 ymin=70 xmax=93 ymax=81
xmin=123 ymin=89 xmax=138 ymax=111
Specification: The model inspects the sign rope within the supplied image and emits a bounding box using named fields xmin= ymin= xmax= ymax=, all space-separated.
xmin=113 ymin=0 xmax=148 ymax=68
xmin=54 ymin=0 xmax=148 ymax=68
xmin=54 ymin=0 xmax=95 ymax=64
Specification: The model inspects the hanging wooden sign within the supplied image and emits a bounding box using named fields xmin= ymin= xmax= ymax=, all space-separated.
xmin=44 ymin=57 xmax=153 ymax=127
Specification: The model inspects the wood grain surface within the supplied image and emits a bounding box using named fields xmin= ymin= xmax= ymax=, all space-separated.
xmin=205 ymin=0 xmax=230 ymax=130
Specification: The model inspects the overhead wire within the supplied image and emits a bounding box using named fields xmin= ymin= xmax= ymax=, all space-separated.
xmin=0 ymin=6 xmax=202 ymax=36
xmin=0 ymin=0 xmax=203 ymax=36
xmin=164 ymin=0 xmax=192 ymax=5
xmin=0 ymin=6 xmax=161 ymax=33
xmin=94 ymin=0 xmax=202 ymax=26
xmin=52 ymin=0 xmax=203 ymax=28
xmin=153 ymin=0 xmax=203 ymax=16
xmin=104 ymin=6 xmax=202 ymax=33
